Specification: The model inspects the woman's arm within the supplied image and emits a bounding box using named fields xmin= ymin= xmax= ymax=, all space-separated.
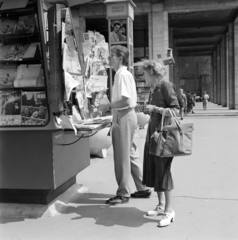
xmin=153 ymin=106 xmax=179 ymax=117
xmin=143 ymin=105 xmax=179 ymax=117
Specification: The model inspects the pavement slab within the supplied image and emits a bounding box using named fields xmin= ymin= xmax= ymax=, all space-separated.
xmin=1 ymin=103 xmax=238 ymax=240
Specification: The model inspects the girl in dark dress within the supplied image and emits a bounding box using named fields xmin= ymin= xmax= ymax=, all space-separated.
xmin=140 ymin=59 xmax=180 ymax=227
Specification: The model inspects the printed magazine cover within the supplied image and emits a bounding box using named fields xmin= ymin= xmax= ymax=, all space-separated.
xmin=21 ymin=91 xmax=47 ymax=125
xmin=63 ymin=43 xmax=82 ymax=74
xmin=15 ymin=14 xmax=35 ymax=34
xmin=3 ymin=43 xmax=30 ymax=61
xmin=91 ymin=91 xmax=109 ymax=117
xmin=0 ymin=64 xmax=17 ymax=88
xmin=14 ymin=64 xmax=41 ymax=88
xmin=0 ymin=19 xmax=17 ymax=35
xmin=71 ymin=74 xmax=84 ymax=91
xmin=36 ymin=69 xmax=45 ymax=87
xmin=75 ymin=90 xmax=91 ymax=120
xmin=90 ymin=61 xmax=107 ymax=76
xmin=64 ymin=71 xmax=80 ymax=101
xmin=0 ymin=90 xmax=22 ymax=126
xmin=86 ymin=75 xmax=108 ymax=93
xmin=22 ymin=42 xmax=38 ymax=59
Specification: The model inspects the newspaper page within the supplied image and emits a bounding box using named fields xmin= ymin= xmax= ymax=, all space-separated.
xmin=0 ymin=19 xmax=17 ymax=35
xmin=0 ymin=90 xmax=22 ymax=126
xmin=15 ymin=14 xmax=35 ymax=34
xmin=64 ymin=71 xmax=80 ymax=101
xmin=62 ymin=43 xmax=81 ymax=74
xmin=0 ymin=64 xmax=17 ymax=88
xmin=14 ymin=64 xmax=41 ymax=87
xmin=21 ymin=91 xmax=47 ymax=126
xmin=3 ymin=43 xmax=30 ymax=61
xmin=86 ymin=75 xmax=108 ymax=93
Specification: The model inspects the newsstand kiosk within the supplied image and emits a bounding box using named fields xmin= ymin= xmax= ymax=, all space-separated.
xmin=0 ymin=0 xmax=110 ymax=205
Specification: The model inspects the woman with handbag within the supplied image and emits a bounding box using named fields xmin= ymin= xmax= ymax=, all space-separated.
xmin=140 ymin=59 xmax=180 ymax=227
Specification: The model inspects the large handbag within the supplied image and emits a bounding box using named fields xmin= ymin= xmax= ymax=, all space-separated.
xmin=151 ymin=108 xmax=194 ymax=157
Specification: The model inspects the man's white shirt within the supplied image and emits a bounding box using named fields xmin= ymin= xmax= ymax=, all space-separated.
xmin=112 ymin=66 xmax=137 ymax=110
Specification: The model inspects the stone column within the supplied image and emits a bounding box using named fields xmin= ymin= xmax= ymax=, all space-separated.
xmin=221 ymin=35 xmax=227 ymax=107
xmin=226 ymin=32 xmax=229 ymax=105
xmin=228 ymin=23 xmax=235 ymax=109
xmin=210 ymin=56 xmax=214 ymax=102
xmin=217 ymin=44 xmax=221 ymax=105
xmin=150 ymin=3 xmax=169 ymax=81
xmin=234 ymin=17 xmax=238 ymax=109
xmin=213 ymin=51 xmax=217 ymax=103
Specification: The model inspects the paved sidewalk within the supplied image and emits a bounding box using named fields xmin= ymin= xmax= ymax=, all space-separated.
xmin=1 ymin=105 xmax=238 ymax=240
xmin=185 ymin=102 xmax=238 ymax=117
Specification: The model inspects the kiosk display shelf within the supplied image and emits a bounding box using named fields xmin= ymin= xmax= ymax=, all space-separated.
xmin=0 ymin=0 xmax=49 ymax=128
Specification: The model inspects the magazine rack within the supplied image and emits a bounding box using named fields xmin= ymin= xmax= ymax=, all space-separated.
xmin=0 ymin=0 xmax=108 ymax=205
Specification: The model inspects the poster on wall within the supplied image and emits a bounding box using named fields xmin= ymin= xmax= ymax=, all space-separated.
xmin=110 ymin=19 xmax=127 ymax=43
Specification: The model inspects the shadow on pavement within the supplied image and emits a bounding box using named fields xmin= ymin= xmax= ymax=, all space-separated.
xmin=63 ymin=193 xmax=158 ymax=227
xmin=0 ymin=217 xmax=25 ymax=224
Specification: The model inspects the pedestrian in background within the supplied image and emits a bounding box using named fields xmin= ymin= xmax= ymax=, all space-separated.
xmin=177 ymin=88 xmax=187 ymax=120
xmin=202 ymin=91 xmax=209 ymax=110
xmin=186 ymin=91 xmax=195 ymax=114
xmin=99 ymin=45 xmax=151 ymax=205
xmin=141 ymin=59 xmax=180 ymax=227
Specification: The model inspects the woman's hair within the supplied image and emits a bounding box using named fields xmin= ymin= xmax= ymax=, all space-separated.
xmin=140 ymin=59 xmax=167 ymax=78
xmin=111 ymin=45 xmax=129 ymax=66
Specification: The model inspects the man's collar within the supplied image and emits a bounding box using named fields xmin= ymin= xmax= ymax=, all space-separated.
xmin=116 ymin=66 xmax=127 ymax=74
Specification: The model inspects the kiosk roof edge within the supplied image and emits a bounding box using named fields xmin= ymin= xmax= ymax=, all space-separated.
xmin=104 ymin=0 xmax=137 ymax=8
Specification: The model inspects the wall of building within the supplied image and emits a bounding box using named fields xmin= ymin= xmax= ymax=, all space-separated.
xmin=178 ymin=56 xmax=211 ymax=95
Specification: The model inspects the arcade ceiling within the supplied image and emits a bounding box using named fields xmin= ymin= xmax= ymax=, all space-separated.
xmin=75 ymin=0 xmax=238 ymax=57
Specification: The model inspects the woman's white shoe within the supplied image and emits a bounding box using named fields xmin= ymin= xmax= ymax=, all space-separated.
xmin=158 ymin=210 xmax=175 ymax=227
xmin=146 ymin=205 xmax=164 ymax=216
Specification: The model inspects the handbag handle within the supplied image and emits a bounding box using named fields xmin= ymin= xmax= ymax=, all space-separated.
xmin=160 ymin=108 xmax=182 ymax=133
xmin=159 ymin=108 xmax=167 ymax=132
xmin=168 ymin=108 xmax=183 ymax=133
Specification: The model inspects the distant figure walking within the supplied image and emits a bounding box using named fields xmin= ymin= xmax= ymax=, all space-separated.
xmin=186 ymin=91 xmax=195 ymax=114
xmin=202 ymin=91 xmax=209 ymax=110
xmin=178 ymin=88 xmax=187 ymax=120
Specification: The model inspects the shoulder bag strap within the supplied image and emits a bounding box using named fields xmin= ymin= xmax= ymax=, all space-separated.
xmin=167 ymin=108 xmax=183 ymax=133
xmin=159 ymin=108 xmax=167 ymax=132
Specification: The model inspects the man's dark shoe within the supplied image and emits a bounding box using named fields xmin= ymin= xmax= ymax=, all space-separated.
xmin=131 ymin=189 xmax=151 ymax=198
xmin=105 ymin=196 xmax=129 ymax=205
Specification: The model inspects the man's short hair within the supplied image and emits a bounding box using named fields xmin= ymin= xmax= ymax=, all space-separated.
xmin=111 ymin=45 xmax=129 ymax=66
xmin=113 ymin=22 xmax=120 ymax=27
